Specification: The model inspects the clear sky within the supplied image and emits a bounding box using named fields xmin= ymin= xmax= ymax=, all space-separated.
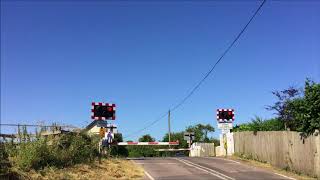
xmin=1 ymin=0 xmax=319 ymax=141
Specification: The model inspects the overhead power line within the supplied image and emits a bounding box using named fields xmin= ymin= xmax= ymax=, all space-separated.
xmin=124 ymin=112 xmax=168 ymax=139
xmin=124 ymin=0 xmax=266 ymax=139
xmin=0 ymin=123 xmax=77 ymax=129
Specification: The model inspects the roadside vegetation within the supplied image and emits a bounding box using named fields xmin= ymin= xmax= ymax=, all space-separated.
xmin=122 ymin=123 xmax=219 ymax=158
xmin=229 ymin=155 xmax=317 ymax=180
xmin=232 ymin=79 xmax=320 ymax=179
xmin=21 ymin=159 xmax=143 ymax=180
xmin=233 ymin=79 xmax=320 ymax=136
xmin=3 ymin=80 xmax=316 ymax=179
xmin=0 ymin=132 xmax=143 ymax=179
xmin=0 ymin=123 xmax=218 ymax=179
xmin=108 ymin=123 xmax=219 ymax=158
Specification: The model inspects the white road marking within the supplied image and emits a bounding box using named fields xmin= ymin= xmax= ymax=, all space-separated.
xmin=136 ymin=162 xmax=178 ymax=165
xmin=274 ymin=173 xmax=296 ymax=180
xmin=212 ymin=157 xmax=241 ymax=164
xmin=174 ymin=158 xmax=235 ymax=180
xmin=175 ymin=158 xmax=227 ymax=180
xmin=131 ymin=159 xmax=155 ymax=180
xmin=179 ymin=158 xmax=235 ymax=180
xmin=201 ymin=157 xmax=241 ymax=164
xmin=144 ymin=170 xmax=155 ymax=180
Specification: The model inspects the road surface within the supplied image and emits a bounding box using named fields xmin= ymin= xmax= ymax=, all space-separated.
xmin=133 ymin=157 xmax=295 ymax=180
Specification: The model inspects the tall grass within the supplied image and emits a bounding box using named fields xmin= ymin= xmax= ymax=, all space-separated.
xmin=4 ymin=133 xmax=99 ymax=172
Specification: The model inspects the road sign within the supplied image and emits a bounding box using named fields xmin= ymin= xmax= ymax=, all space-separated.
xmin=221 ymin=129 xmax=231 ymax=134
xmin=218 ymin=123 xmax=233 ymax=129
xmin=91 ymin=102 xmax=116 ymax=120
xmin=217 ymin=109 xmax=234 ymax=123
xmin=99 ymin=127 xmax=106 ymax=138
xmin=184 ymin=132 xmax=195 ymax=141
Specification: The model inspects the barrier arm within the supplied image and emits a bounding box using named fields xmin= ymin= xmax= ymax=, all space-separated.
xmin=117 ymin=141 xmax=179 ymax=146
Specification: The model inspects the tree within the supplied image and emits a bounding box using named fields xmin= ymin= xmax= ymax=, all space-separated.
xmin=287 ymin=79 xmax=320 ymax=135
xmin=139 ymin=134 xmax=155 ymax=142
xmin=234 ymin=79 xmax=319 ymax=136
xmin=185 ymin=123 xmax=215 ymax=142
xmin=209 ymin=137 xmax=220 ymax=146
xmin=110 ymin=133 xmax=128 ymax=157
xmin=126 ymin=134 xmax=157 ymax=157
xmin=266 ymin=86 xmax=300 ymax=130
xmin=233 ymin=116 xmax=285 ymax=132
xmin=163 ymin=132 xmax=188 ymax=148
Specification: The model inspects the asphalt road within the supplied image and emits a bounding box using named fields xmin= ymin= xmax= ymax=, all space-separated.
xmin=133 ymin=157 xmax=295 ymax=180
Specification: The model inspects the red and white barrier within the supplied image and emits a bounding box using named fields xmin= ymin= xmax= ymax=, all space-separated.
xmin=117 ymin=141 xmax=179 ymax=146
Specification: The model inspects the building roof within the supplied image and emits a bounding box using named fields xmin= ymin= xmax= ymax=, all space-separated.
xmin=85 ymin=120 xmax=117 ymax=130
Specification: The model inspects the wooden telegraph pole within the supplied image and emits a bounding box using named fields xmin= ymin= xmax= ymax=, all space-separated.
xmin=168 ymin=110 xmax=171 ymax=146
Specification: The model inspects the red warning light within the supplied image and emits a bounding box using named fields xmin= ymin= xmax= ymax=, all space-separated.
xmin=91 ymin=102 xmax=116 ymax=120
xmin=217 ymin=109 xmax=234 ymax=122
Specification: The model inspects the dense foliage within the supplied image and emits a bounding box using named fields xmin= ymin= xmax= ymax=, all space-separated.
xmin=286 ymin=80 xmax=320 ymax=135
xmin=139 ymin=134 xmax=155 ymax=142
xmin=124 ymin=123 xmax=219 ymax=157
xmin=185 ymin=124 xmax=215 ymax=142
xmin=109 ymin=133 xmax=129 ymax=157
xmin=4 ymin=133 xmax=99 ymax=171
xmin=0 ymin=144 xmax=10 ymax=175
xmin=233 ymin=117 xmax=285 ymax=132
xmin=234 ymin=79 xmax=320 ymax=135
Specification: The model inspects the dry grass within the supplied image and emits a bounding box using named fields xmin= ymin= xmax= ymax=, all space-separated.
xmin=20 ymin=159 xmax=144 ymax=180
xmin=229 ymin=156 xmax=317 ymax=180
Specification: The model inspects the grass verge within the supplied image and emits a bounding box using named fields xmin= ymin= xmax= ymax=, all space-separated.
xmin=229 ymin=155 xmax=317 ymax=180
xmin=9 ymin=158 xmax=144 ymax=180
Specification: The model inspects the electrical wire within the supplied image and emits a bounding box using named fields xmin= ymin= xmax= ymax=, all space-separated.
xmin=123 ymin=111 xmax=168 ymax=139
xmin=124 ymin=0 xmax=266 ymax=140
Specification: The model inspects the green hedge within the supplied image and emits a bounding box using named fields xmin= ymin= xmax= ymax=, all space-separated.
xmin=7 ymin=133 xmax=99 ymax=171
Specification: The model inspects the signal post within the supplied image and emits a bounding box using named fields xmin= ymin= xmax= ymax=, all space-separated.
xmin=91 ymin=102 xmax=116 ymax=155
xmin=217 ymin=109 xmax=235 ymax=156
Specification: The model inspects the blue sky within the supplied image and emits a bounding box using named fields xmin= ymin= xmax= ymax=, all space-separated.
xmin=1 ymin=0 xmax=319 ymax=141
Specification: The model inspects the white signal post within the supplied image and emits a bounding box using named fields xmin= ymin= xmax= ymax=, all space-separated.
xmin=92 ymin=102 xmax=117 ymax=155
xmin=217 ymin=109 xmax=235 ymax=156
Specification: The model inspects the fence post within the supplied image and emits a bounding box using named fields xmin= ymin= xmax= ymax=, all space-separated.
xmin=315 ymin=130 xmax=320 ymax=178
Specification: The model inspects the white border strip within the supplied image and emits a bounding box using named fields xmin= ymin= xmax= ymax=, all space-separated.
xmin=144 ymin=171 xmax=155 ymax=180
xmin=203 ymin=157 xmax=240 ymax=164
xmin=274 ymin=173 xmax=296 ymax=180
xmin=174 ymin=158 xmax=234 ymax=180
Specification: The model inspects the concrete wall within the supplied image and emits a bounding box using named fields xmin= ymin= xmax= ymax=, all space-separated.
xmin=190 ymin=143 xmax=215 ymax=157
xmin=216 ymin=132 xmax=235 ymax=156
xmin=215 ymin=146 xmax=225 ymax=157
xmin=234 ymin=131 xmax=320 ymax=178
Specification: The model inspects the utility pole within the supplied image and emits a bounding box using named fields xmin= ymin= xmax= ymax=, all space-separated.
xmin=168 ymin=110 xmax=171 ymax=145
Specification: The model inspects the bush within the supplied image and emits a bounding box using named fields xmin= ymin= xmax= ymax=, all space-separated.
xmin=15 ymin=139 xmax=50 ymax=171
xmin=13 ymin=133 xmax=99 ymax=171
xmin=0 ymin=144 xmax=11 ymax=175
xmin=127 ymin=146 xmax=158 ymax=157
xmin=287 ymin=80 xmax=320 ymax=135
xmin=109 ymin=133 xmax=128 ymax=157
xmin=233 ymin=117 xmax=285 ymax=132
xmin=265 ymin=79 xmax=320 ymax=135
